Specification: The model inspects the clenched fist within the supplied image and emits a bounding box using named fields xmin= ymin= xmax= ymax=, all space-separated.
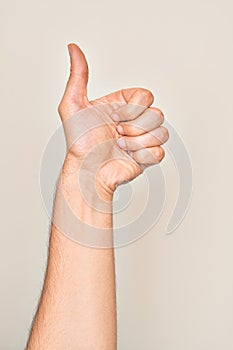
xmin=58 ymin=43 xmax=169 ymax=194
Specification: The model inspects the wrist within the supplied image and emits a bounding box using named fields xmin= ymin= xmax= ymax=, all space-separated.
xmin=62 ymin=153 xmax=114 ymax=203
xmin=52 ymin=154 xmax=114 ymax=246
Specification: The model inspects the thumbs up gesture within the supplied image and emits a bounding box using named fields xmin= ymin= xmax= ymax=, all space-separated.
xmin=58 ymin=43 xmax=169 ymax=193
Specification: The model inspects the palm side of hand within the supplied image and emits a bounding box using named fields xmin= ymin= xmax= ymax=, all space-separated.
xmin=58 ymin=44 xmax=168 ymax=192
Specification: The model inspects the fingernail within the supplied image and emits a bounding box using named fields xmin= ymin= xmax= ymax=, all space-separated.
xmin=117 ymin=125 xmax=124 ymax=134
xmin=117 ymin=138 xmax=126 ymax=148
xmin=112 ymin=113 xmax=120 ymax=121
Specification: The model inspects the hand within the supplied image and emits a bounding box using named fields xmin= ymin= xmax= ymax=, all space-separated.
xmin=58 ymin=43 xmax=169 ymax=193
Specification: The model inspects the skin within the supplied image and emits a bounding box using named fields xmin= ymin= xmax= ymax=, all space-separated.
xmin=26 ymin=43 xmax=169 ymax=349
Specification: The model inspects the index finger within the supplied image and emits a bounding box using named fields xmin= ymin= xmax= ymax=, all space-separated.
xmin=111 ymin=88 xmax=154 ymax=122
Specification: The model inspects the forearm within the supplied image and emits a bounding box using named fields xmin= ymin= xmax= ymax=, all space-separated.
xmin=27 ymin=42 xmax=166 ymax=349
xmin=27 ymin=159 xmax=117 ymax=350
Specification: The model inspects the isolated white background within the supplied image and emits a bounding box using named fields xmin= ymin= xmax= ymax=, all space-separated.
xmin=1 ymin=0 xmax=233 ymax=348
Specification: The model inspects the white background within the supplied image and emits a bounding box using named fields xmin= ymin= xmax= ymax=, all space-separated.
xmin=1 ymin=0 xmax=233 ymax=348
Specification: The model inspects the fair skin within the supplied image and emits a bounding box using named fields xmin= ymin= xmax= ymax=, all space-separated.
xmin=26 ymin=43 xmax=169 ymax=349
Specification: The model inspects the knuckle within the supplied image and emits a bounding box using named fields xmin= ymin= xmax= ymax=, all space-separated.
xmin=159 ymin=126 xmax=169 ymax=142
xmin=147 ymin=91 xmax=154 ymax=104
xmin=57 ymin=102 xmax=65 ymax=115
xmin=156 ymin=108 xmax=165 ymax=123
xmin=155 ymin=147 xmax=165 ymax=161
xmin=139 ymin=88 xmax=154 ymax=104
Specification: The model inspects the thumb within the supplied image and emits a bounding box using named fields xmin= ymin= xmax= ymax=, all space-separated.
xmin=59 ymin=43 xmax=89 ymax=117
